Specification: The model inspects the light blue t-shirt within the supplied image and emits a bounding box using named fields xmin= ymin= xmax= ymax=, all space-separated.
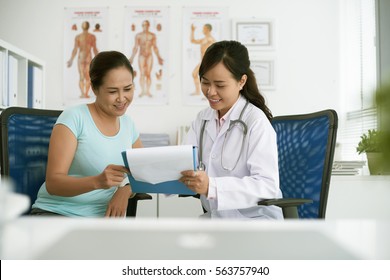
xmin=32 ymin=104 xmax=139 ymax=217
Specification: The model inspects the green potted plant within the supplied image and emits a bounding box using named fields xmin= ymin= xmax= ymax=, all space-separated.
xmin=356 ymin=129 xmax=386 ymax=175
xmin=376 ymin=82 xmax=390 ymax=172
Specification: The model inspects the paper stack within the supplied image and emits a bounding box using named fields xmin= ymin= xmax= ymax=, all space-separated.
xmin=332 ymin=160 xmax=366 ymax=176
xmin=139 ymin=133 xmax=170 ymax=147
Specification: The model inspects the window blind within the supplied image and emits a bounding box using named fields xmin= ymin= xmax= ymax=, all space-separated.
xmin=338 ymin=0 xmax=377 ymax=161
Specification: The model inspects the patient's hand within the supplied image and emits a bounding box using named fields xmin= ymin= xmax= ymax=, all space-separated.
xmin=105 ymin=185 xmax=131 ymax=217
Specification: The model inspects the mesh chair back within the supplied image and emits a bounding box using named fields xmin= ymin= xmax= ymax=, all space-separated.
xmin=271 ymin=110 xmax=338 ymax=218
xmin=0 ymin=107 xmax=62 ymax=213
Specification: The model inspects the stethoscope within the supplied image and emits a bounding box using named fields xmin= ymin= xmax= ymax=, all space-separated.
xmin=198 ymin=100 xmax=249 ymax=171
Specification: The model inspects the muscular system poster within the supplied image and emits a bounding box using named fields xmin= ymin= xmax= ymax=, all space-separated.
xmin=182 ymin=6 xmax=228 ymax=106
xmin=63 ymin=7 xmax=108 ymax=107
xmin=124 ymin=6 xmax=169 ymax=106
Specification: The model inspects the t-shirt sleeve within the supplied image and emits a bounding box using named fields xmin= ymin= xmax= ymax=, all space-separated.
xmin=123 ymin=114 xmax=139 ymax=145
xmin=55 ymin=106 xmax=83 ymax=138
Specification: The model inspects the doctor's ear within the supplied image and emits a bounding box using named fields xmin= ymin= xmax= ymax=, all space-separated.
xmin=239 ymin=74 xmax=247 ymax=88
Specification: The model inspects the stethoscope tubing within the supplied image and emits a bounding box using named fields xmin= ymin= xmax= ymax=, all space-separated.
xmin=198 ymin=100 xmax=249 ymax=171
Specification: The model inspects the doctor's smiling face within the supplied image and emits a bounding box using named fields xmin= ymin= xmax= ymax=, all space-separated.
xmin=200 ymin=62 xmax=246 ymax=118
xmin=199 ymin=40 xmax=250 ymax=119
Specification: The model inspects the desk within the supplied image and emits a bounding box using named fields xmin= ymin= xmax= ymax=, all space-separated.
xmin=1 ymin=217 xmax=389 ymax=260
xmin=135 ymin=176 xmax=390 ymax=219
xmin=327 ymin=176 xmax=390 ymax=219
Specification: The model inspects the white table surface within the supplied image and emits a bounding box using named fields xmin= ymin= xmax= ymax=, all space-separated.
xmin=327 ymin=176 xmax=390 ymax=219
xmin=1 ymin=217 xmax=389 ymax=260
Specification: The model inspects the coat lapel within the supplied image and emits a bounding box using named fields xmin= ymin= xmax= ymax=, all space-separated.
xmin=218 ymin=96 xmax=248 ymax=139
xmin=201 ymin=96 xmax=248 ymax=144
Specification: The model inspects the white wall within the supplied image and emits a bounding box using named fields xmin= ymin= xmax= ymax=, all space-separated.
xmin=0 ymin=0 xmax=341 ymax=144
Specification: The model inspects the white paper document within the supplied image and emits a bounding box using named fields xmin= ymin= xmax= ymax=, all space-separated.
xmin=124 ymin=145 xmax=197 ymax=184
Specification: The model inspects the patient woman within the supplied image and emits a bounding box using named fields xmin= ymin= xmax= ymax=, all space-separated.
xmin=31 ymin=51 xmax=142 ymax=217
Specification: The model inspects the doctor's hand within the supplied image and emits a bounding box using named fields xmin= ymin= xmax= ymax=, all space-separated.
xmin=179 ymin=170 xmax=209 ymax=196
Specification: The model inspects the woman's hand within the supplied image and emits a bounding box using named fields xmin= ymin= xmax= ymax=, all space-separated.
xmin=105 ymin=184 xmax=132 ymax=217
xmin=179 ymin=170 xmax=209 ymax=196
xmin=95 ymin=164 xmax=129 ymax=190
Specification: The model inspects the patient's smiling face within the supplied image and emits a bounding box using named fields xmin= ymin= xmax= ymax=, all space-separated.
xmin=94 ymin=66 xmax=134 ymax=117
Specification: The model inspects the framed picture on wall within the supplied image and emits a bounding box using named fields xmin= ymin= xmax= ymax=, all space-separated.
xmin=232 ymin=18 xmax=274 ymax=50
xmin=251 ymin=58 xmax=275 ymax=90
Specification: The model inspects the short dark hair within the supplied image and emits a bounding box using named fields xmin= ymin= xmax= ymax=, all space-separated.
xmin=89 ymin=51 xmax=134 ymax=90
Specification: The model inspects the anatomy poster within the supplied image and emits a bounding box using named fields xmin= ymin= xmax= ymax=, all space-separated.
xmin=124 ymin=6 xmax=169 ymax=105
xmin=182 ymin=6 xmax=229 ymax=106
xmin=63 ymin=7 xmax=108 ymax=107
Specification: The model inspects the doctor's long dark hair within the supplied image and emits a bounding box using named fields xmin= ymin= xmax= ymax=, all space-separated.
xmin=199 ymin=40 xmax=273 ymax=121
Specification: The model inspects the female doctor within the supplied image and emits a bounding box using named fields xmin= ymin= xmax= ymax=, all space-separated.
xmin=180 ymin=40 xmax=283 ymax=219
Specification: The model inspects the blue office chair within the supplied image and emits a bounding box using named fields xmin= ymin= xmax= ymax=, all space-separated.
xmin=258 ymin=109 xmax=338 ymax=219
xmin=0 ymin=107 xmax=151 ymax=216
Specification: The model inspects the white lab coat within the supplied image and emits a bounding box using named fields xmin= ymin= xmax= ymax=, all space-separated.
xmin=186 ymin=96 xmax=283 ymax=219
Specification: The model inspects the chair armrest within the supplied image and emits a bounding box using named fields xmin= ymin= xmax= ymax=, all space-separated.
xmin=126 ymin=193 xmax=153 ymax=217
xmin=131 ymin=193 xmax=153 ymax=201
xmin=258 ymin=198 xmax=313 ymax=207
xmin=258 ymin=198 xmax=313 ymax=219
xmin=178 ymin=194 xmax=201 ymax=199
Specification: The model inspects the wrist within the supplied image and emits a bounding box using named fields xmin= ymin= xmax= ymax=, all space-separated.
xmin=119 ymin=177 xmax=129 ymax=187
xmin=117 ymin=184 xmax=131 ymax=196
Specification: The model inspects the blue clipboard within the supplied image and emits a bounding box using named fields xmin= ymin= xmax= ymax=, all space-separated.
xmin=121 ymin=148 xmax=197 ymax=195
